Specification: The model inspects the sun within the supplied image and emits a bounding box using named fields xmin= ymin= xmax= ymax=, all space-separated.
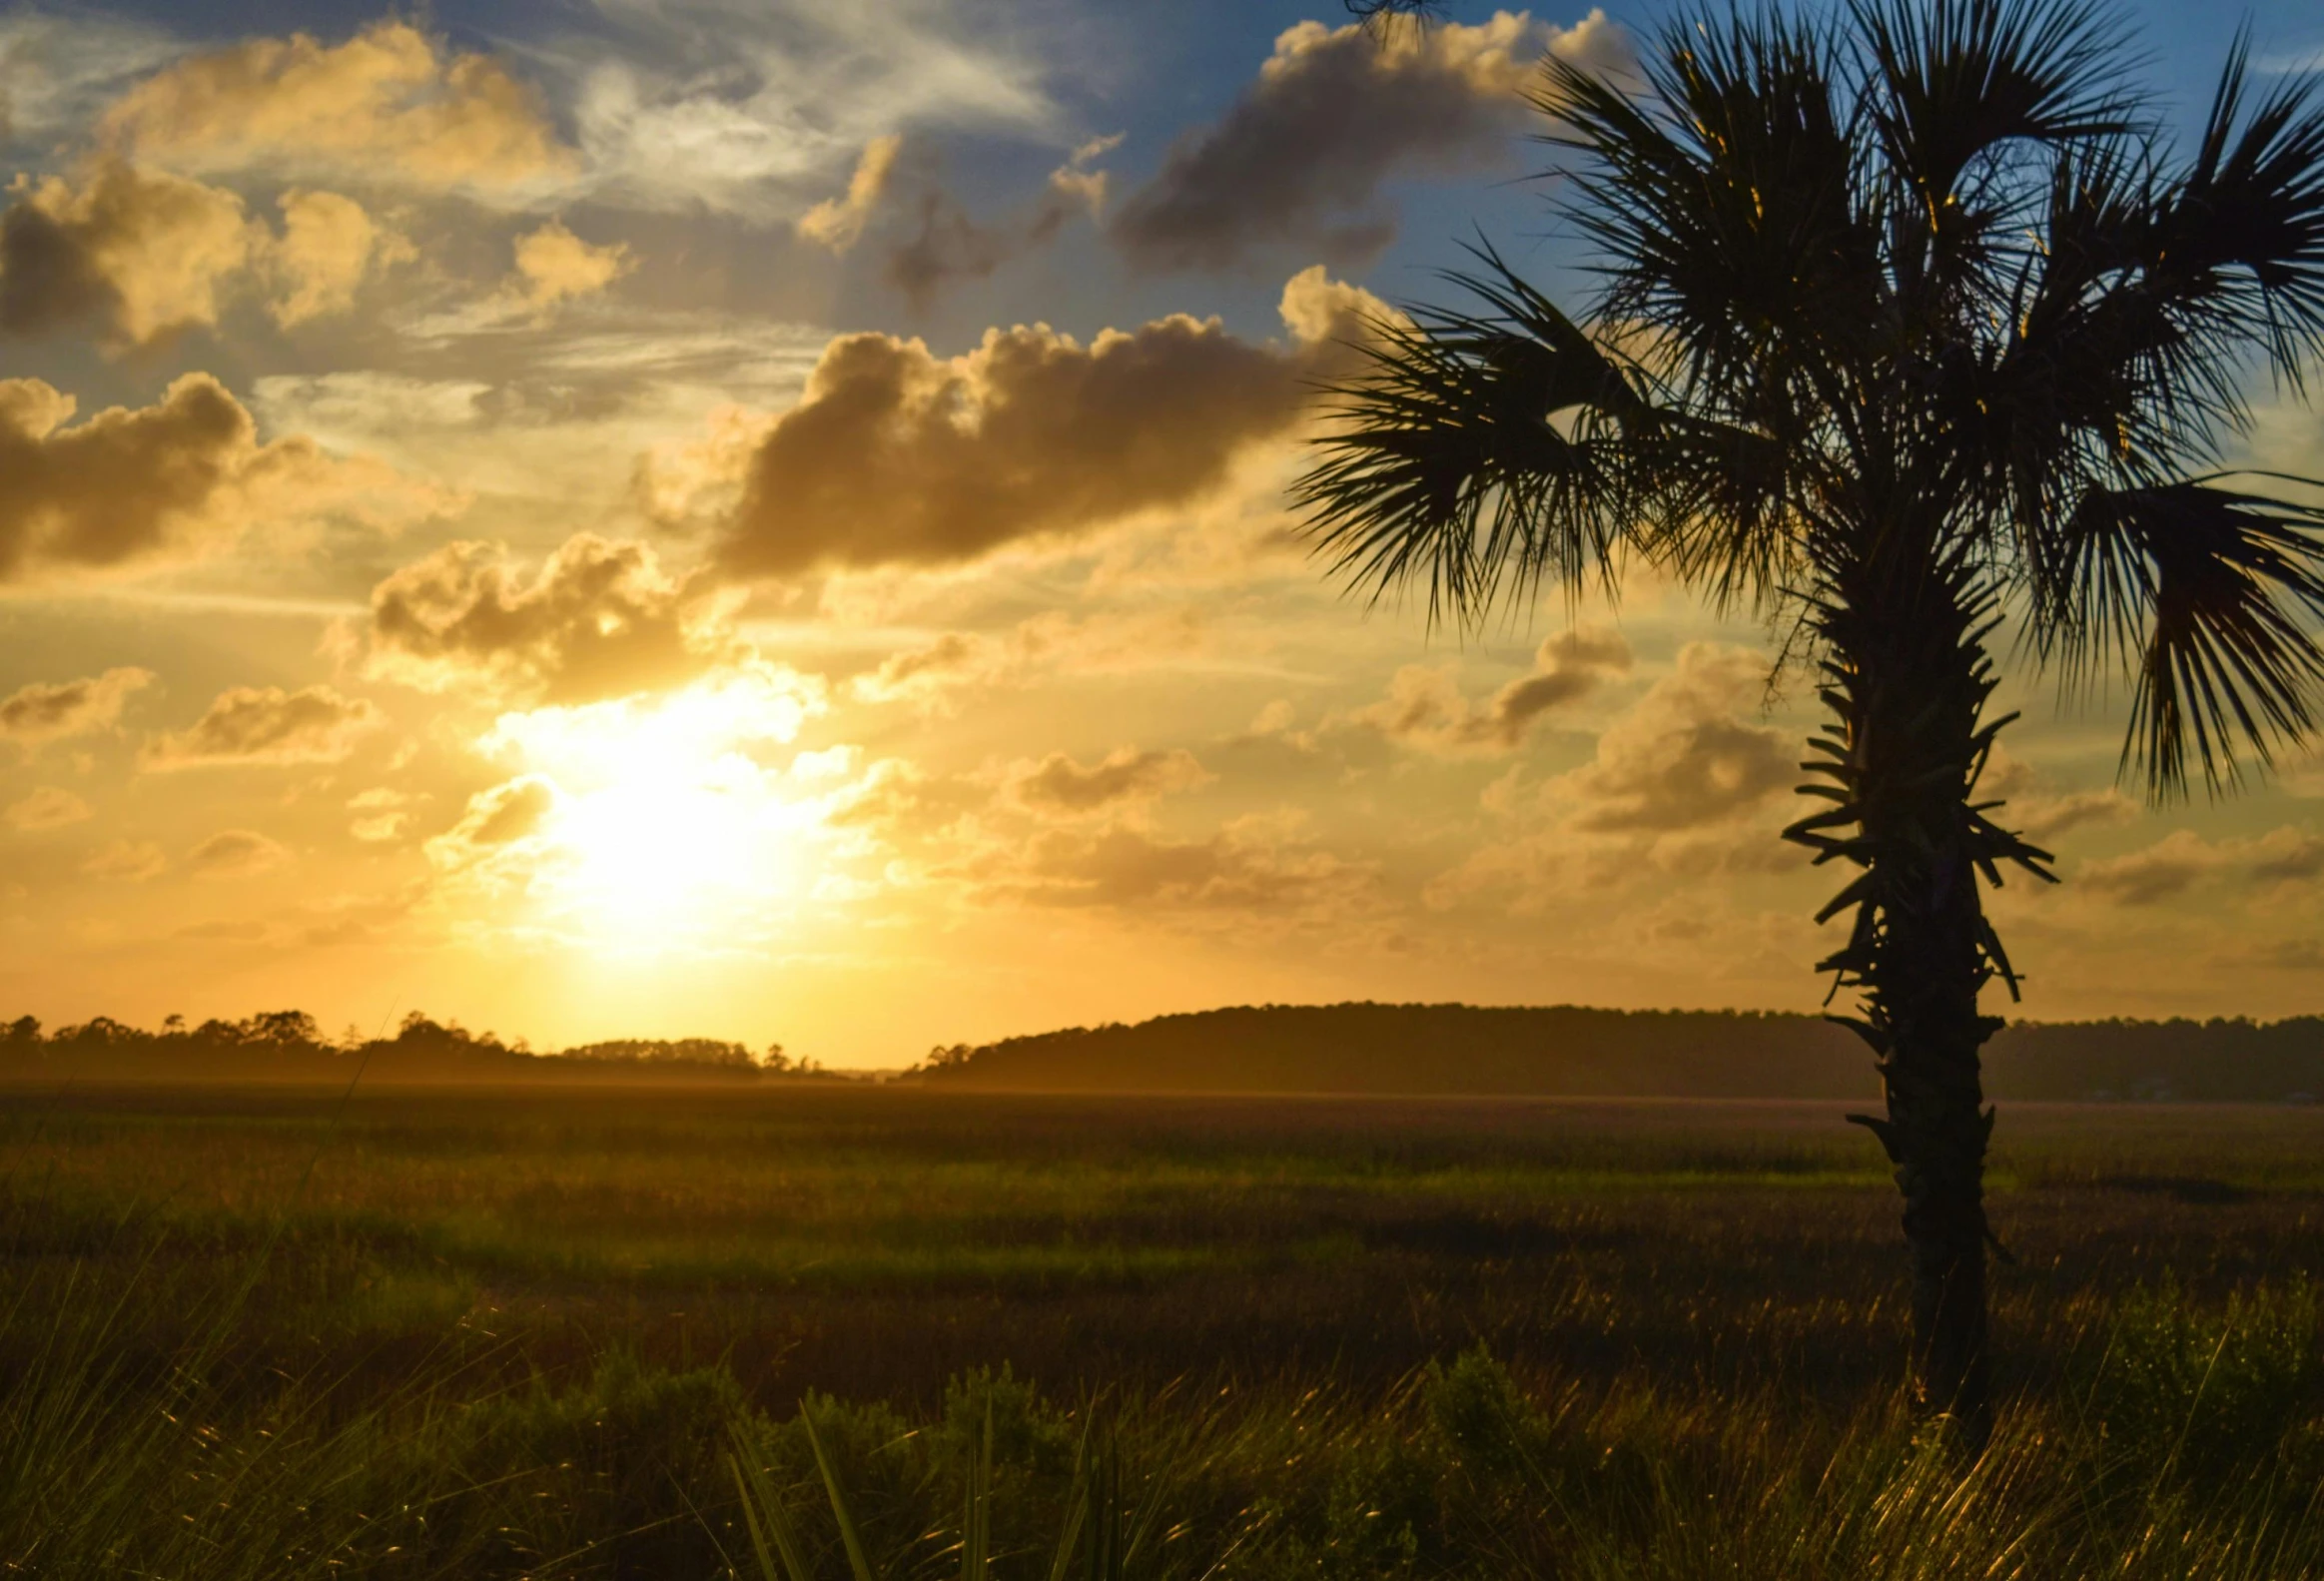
xmin=477 ymin=667 xmax=830 ymax=946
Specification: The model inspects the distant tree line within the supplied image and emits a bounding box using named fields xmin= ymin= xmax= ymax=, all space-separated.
xmin=0 ymin=1010 xmax=831 ymax=1085
xmin=907 ymin=1003 xmax=2324 ymax=1104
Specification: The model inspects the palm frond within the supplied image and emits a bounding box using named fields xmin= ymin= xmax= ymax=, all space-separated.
xmin=2043 ymin=479 xmax=2324 ymax=799
xmin=1292 ymin=251 xmax=1658 ymax=626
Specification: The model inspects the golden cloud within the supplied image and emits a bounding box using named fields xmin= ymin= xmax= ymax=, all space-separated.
xmin=709 ymin=267 xmax=1392 ymax=578
xmin=1 ymin=160 xmax=252 ymax=345
xmin=4 ymin=786 xmax=92 ymax=830
xmin=1351 ymin=626 xmax=1630 ymax=754
xmin=0 ymin=665 xmax=153 ymax=744
xmin=1006 ymin=747 xmax=1212 ymax=816
xmin=187 ymin=828 xmax=292 ymax=878
xmin=1564 ymin=644 xmax=1793 ymax=833
xmin=141 ymin=683 xmax=384 ymax=769
xmin=797 ymin=135 xmax=903 ymax=253
xmin=505 ymin=219 xmax=633 ymax=314
xmin=0 ymin=375 xmax=449 ymax=584
xmin=269 ymin=188 xmax=412 ymax=326
xmin=97 ymin=20 xmax=571 ymax=189
xmin=82 ymin=837 xmax=166 ymax=882
xmin=357 ymin=534 xmax=737 ymax=705
xmin=0 ymin=163 xmax=411 ymax=344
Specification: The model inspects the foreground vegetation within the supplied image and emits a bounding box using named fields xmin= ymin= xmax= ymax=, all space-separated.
xmin=6 ymin=1087 xmax=2322 ymax=1577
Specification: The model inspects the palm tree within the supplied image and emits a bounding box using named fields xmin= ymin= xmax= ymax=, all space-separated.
xmin=1297 ymin=0 xmax=2324 ymax=1432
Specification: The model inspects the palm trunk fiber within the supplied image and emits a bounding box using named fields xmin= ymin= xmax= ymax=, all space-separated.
xmin=1811 ymin=553 xmax=2010 ymax=1442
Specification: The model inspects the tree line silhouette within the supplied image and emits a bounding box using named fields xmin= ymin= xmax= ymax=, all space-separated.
xmin=0 ymin=1010 xmax=824 ymax=1084
xmin=917 ymin=1003 xmax=2324 ymax=1104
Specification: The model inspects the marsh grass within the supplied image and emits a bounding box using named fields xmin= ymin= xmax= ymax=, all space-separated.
xmin=4 ymin=1086 xmax=2322 ymax=1577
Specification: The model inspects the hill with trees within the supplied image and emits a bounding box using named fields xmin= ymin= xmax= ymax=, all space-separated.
xmin=914 ymin=1003 xmax=2324 ymax=1104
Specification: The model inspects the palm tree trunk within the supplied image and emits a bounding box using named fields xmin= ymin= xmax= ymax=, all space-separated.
xmin=1802 ymin=550 xmax=2012 ymax=1440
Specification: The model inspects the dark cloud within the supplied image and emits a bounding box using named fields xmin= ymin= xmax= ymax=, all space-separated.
xmin=1111 ymin=11 xmax=1626 ymax=272
xmin=1354 ymin=627 xmax=1629 ymax=753
xmin=975 ymin=822 xmax=1370 ymax=917
xmin=1567 ymin=644 xmax=1792 ymax=833
xmin=0 ymin=665 xmax=152 ymax=744
xmin=187 ymin=828 xmax=291 ymax=878
xmin=712 ymin=269 xmax=1390 ymax=578
xmin=141 ymin=683 xmax=383 ymax=769
xmin=359 ymin=533 xmax=734 ymax=704
xmin=1008 ymin=747 xmax=1210 ymax=815
xmin=0 ymin=374 xmax=421 ymax=584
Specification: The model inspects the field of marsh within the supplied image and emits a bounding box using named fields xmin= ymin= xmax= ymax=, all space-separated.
xmin=6 ymin=1085 xmax=2323 ymax=1578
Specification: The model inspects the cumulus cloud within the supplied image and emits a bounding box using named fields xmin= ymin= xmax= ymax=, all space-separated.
xmin=268 ymin=188 xmax=411 ymax=326
xmin=141 ymin=684 xmax=383 ymax=769
xmin=1007 ymin=747 xmax=1211 ymax=816
xmin=96 ymin=20 xmax=571 ymax=190
xmin=187 ymin=828 xmax=291 ymax=878
xmin=0 ymin=160 xmax=253 ymax=346
xmin=0 ymin=163 xmax=412 ymax=344
xmin=355 ymin=534 xmax=737 ymax=704
xmin=504 ymin=219 xmax=633 ymax=314
xmin=963 ymin=819 xmax=1372 ymax=919
xmin=797 ymin=134 xmax=902 ymax=252
xmin=1562 ymin=644 xmax=1791 ymax=833
xmin=852 ymin=608 xmax=1208 ymax=709
xmin=1353 ymin=627 xmax=1629 ymax=753
xmin=2076 ymin=825 xmax=2324 ymax=905
xmin=4 ymin=786 xmax=91 ymax=830
xmin=82 ymin=837 xmax=165 ymax=881
xmin=0 ymin=666 xmax=153 ymax=745
xmin=710 ymin=266 xmax=1392 ymax=578
xmin=1112 ymin=9 xmax=1628 ymax=271
xmin=423 ymin=775 xmax=561 ymax=874
xmin=0 ymin=375 xmax=450 ymax=585
xmin=881 ymin=137 xmax=1119 ymax=306
xmin=347 ymin=786 xmax=422 ymax=843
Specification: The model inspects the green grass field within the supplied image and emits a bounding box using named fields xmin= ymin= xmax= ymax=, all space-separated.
xmin=6 ymin=1085 xmax=2322 ymax=1578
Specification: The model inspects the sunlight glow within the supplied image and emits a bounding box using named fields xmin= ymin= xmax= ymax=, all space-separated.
xmin=476 ymin=665 xmax=830 ymax=948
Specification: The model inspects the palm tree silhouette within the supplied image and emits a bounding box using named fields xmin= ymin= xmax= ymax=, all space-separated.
xmin=1297 ymin=0 xmax=2324 ymax=1432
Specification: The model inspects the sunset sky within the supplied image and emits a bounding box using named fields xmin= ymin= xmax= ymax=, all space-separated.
xmin=2 ymin=0 xmax=2322 ymax=1065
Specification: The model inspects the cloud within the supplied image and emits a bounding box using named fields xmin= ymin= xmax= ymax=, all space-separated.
xmin=1111 ymin=9 xmax=1628 ymax=271
xmin=268 ymin=188 xmax=411 ymax=326
xmin=1420 ymin=644 xmax=1800 ymax=914
xmin=1352 ymin=626 xmax=1629 ymax=753
xmin=2078 ymin=830 xmax=2227 ymax=906
xmin=1 ymin=160 xmax=254 ymax=346
xmin=709 ymin=266 xmax=1392 ymax=578
xmin=5 ymin=786 xmax=91 ymax=830
xmin=550 ymin=0 xmax=1053 ymax=221
xmin=96 ymin=20 xmax=571 ymax=190
xmin=851 ymin=608 xmax=1209 ymax=709
xmin=797 ymin=134 xmax=902 ymax=252
xmin=141 ymin=684 xmax=384 ymax=769
xmin=0 ymin=164 xmax=413 ymax=344
xmin=0 ymin=374 xmax=449 ymax=585
xmin=0 ymin=666 xmax=153 ymax=745
xmin=2012 ymin=788 xmax=2139 ymax=845
xmin=356 ymin=534 xmax=738 ymax=704
xmin=880 ymin=138 xmax=1117 ymax=306
xmin=1007 ymin=747 xmax=1211 ymax=816
xmin=2075 ymin=825 xmax=2324 ymax=905
xmin=82 ymin=837 xmax=165 ymax=881
xmin=187 ymin=828 xmax=291 ymax=878
xmin=505 ymin=219 xmax=633 ymax=314
xmin=963 ymin=819 xmax=1373 ymax=919
xmin=423 ymin=774 xmax=561 ymax=873
xmin=347 ymin=786 xmax=422 ymax=843
xmin=1563 ymin=643 xmax=1791 ymax=832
